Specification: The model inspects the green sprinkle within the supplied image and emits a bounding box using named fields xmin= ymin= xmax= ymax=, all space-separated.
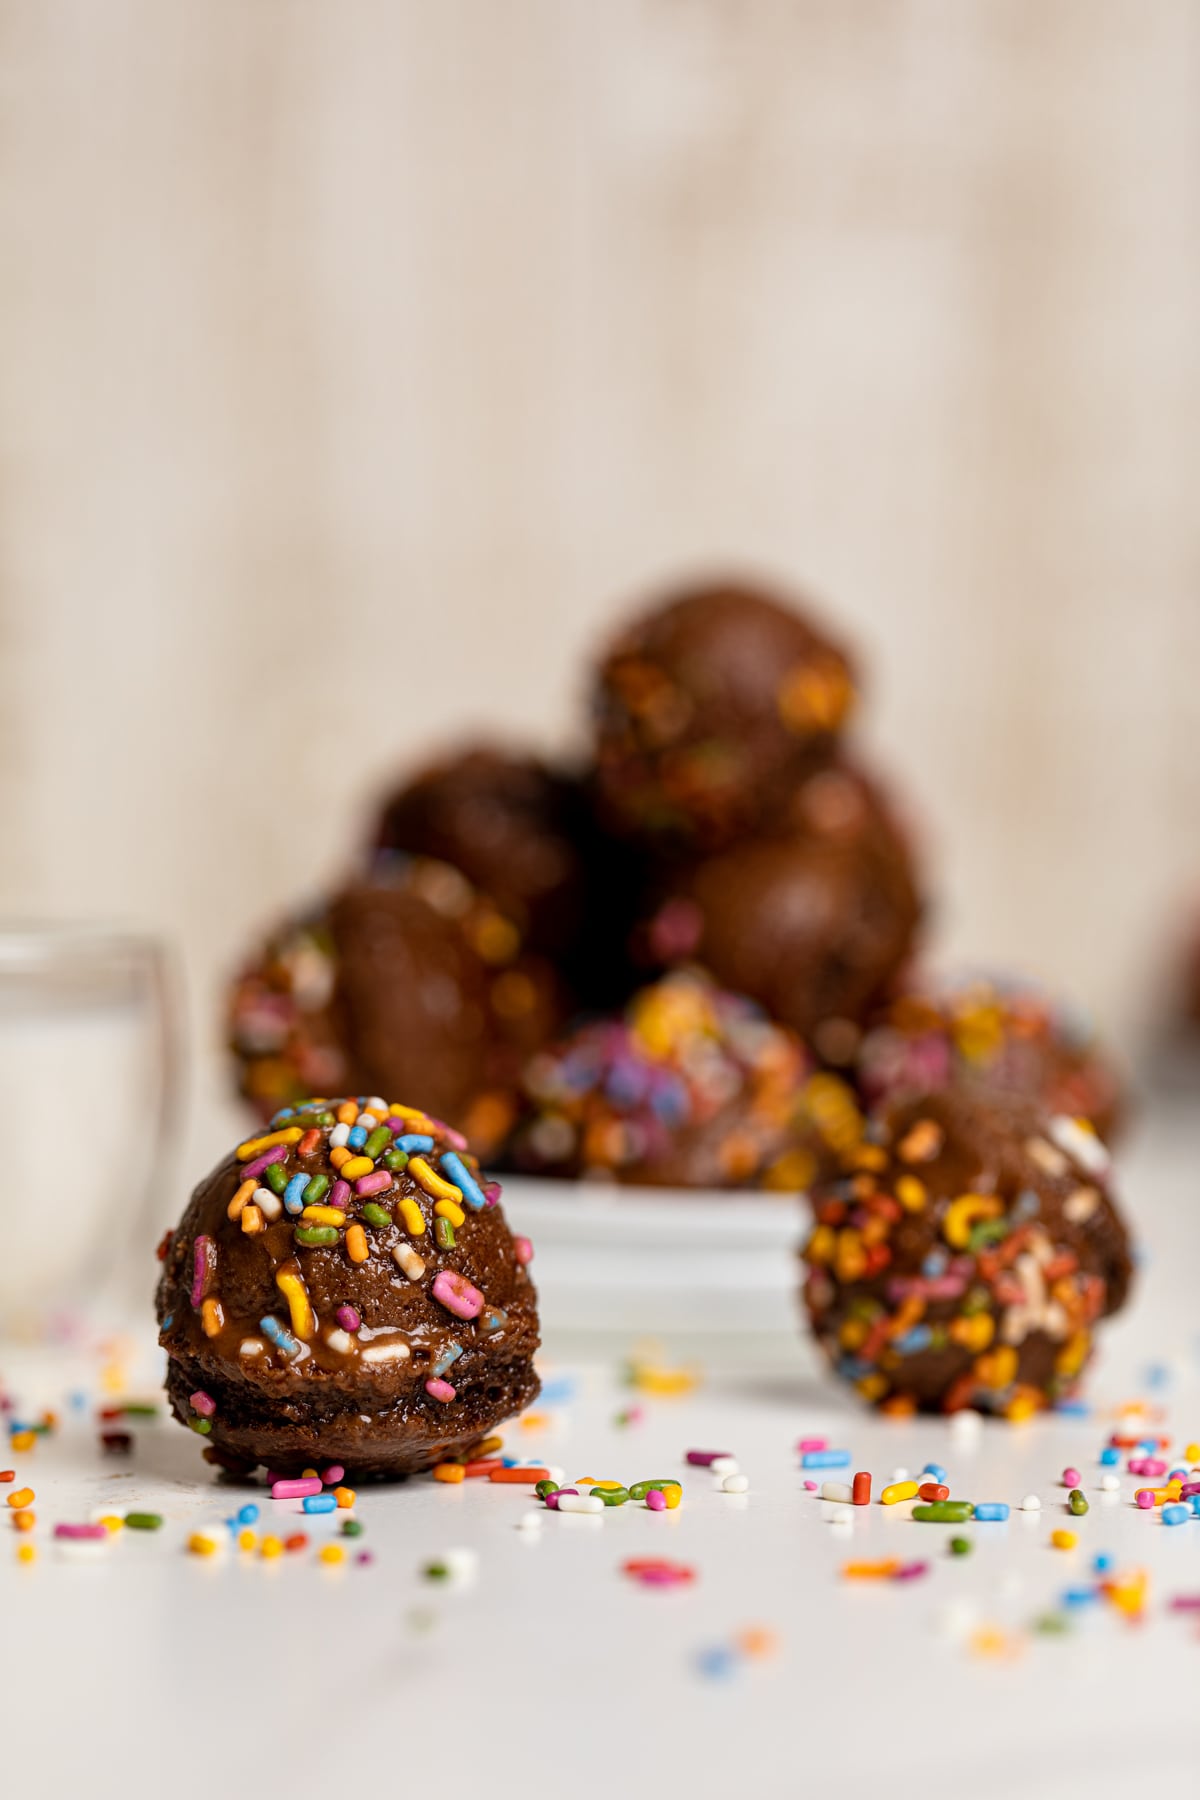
xmin=361 ymin=1203 xmax=392 ymax=1228
xmin=1068 ymin=1488 xmax=1089 ymax=1516
xmin=434 ymin=1216 xmax=455 ymax=1250
xmin=383 ymin=1149 xmax=409 ymax=1173
xmin=949 ymin=1535 xmax=972 ymax=1556
xmin=304 ymin=1172 xmax=331 ymax=1205
xmin=628 ymin=1479 xmax=682 ymax=1502
xmin=596 ymin=1485 xmax=629 ymax=1506
xmin=912 ymin=1501 xmax=974 ymax=1523
xmin=364 ymin=1126 xmax=391 ymax=1159
xmin=295 ymin=1225 xmax=339 ymax=1248
xmin=342 ymin=1518 xmax=365 ymax=1537
xmin=535 ymin=1479 xmax=559 ymax=1498
xmin=265 ymin=1163 xmax=289 ymax=1195
xmin=189 ymin=1417 xmax=212 ymax=1435
xmin=422 ymin=1561 xmax=449 ymax=1581
xmin=119 ymin=1404 xmax=159 ymax=1418
xmin=124 ymin=1512 xmax=163 ymax=1531
xmin=1034 ymin=1614 xmax=1071 ymax=1635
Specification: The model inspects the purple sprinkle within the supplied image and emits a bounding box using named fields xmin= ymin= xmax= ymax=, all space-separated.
xmin=241 ymin=1143 xmax=289 ymax=1181
xmin=329 ymin=1180 xmax=351 ymax=1211
xmin=893 ymin=1561 xmax=930 ymax=1583
xmin=335 ymin=1305 xmax=360 ymax=1333
xmin=322 ymin=1464 xmax=345 ymax=1485
xmin=190 ymin=1236 xmax=214 ymax=1309
xmin=1169 ymin=1595 xmax=1200 ymax=1611
xmin=483 ymin=1181 xmax=502 ymax=1207
xmin=356 ymin=1550 xmax=374 ymax=1565
xmin=686 ymin=1450 xmax=732 ymax=1468
xmin=189 ymin=1390 xmax=216 ymax=1418
xmin=54 ymin=1523 xmax=108 ymax=1541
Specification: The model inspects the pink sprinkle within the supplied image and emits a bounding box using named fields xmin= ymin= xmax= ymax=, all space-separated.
xmin=1143 ymin=1458 xmax=1168 ymax=1478
xmin=322 ymin=1464 xmax=345 ymax=1486
xmin=428 ymin=1118 xmax=468 ymax=1153
xmin=646 ymin=1489 xmax=667 ymax=1512
xmin=271 ymin=1477 xmax=322 ymax=1500
xmin=356 ymin=1550 xmax=374 ymax=1565
xmin=513 ymin=1236 xmax=534 ymax=1266
xmin=54 ymin=1523 xmax=108 ymax=1541
xmin=189 ymin=1390 xmax=216 ymax=1418
xmin=1169 ymin=1595 xmax=1200 ymax=1611
xmin=893 ymin=1561 xmax=929 ymax=1582
xmin=354 ymin=1171 xmax=392 ymax=1197
xmin=190 ymin=1236 xmax=215 ymax=1308
xmin=431 ymin=1270 xmax=484 ymax=1321
xmin=1128 ymin=1458 xmax=1148 ymax=1476
xmin=1135 ymin=1489 xmax=1156 ymax=1510
xmin=803 ymin=1480 xmax=818 ymax=1492
xmin=1180 ymin=1482 xmax=1200 ymax=1499
xmin=798 ymin=1437 xmax=827 ymax=1454
xmin=335 ymin=1306 xmax=360 ymax=1333
xmin=1062 ymin=1467 xmax=1081 ymax=1487
xmin=328 ymin=1180 xmax=351 ymax=1211
xmin=425 ymin=1378 xmax=456 ymax=1403
xmin=241 ymin=1143 xmax=289 ymax=1180
xmin=483 ymin=1181 xmax=502 ymax=1207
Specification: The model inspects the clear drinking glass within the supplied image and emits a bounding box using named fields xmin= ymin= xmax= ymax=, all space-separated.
xmin=0 ymin=924 xmax=182 ymax=1338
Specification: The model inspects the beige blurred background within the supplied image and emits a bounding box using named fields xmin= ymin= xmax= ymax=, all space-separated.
xmin=2 ymin=0 xmax=1198 ymax=1147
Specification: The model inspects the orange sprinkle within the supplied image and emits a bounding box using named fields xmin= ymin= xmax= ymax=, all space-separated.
xmin=240 ymin=1203 xmax=264 ymax=1235
xmin=842 ymin=1559 xmax=902 ymax=1580
xmin=9 ymin=1432 xmax=35 ymax=1454
xmin=226 ymin=1178 xmax=257 ymax=1221
xmin=12 ymin=1510 xmax=35 ymax=1532
xmin=433 ymin=1463 xmax=466 ymax=1484
xmin=284 ymin=1533 xmax=309 ymax=1552
xmin=735 ymin=1626 xmax=780 ymax=1659
xmin=519 ymin=1413 xmax=550 ymax=1431
xmin=345 ymin=1224 xmax=368 ymax=1264
xmin=330 ymin=1146 xmax=351 ymax=1171
xmin=489 ymin=1467 xmax=551 ymax=1485
xmin=7 ymin=1488 xmax=34 ymax=1509
xmin=200 ymin=1297 xmax=225 ymax=1337
xmin=336 ymin=1101 xmax=359 ymax=1126
xmin=334 ymin=1486 xmax=356 ymax=1508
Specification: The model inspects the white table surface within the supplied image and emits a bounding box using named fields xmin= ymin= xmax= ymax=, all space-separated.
xmin=3 ymin=1100 xmax=1198 ymax=1800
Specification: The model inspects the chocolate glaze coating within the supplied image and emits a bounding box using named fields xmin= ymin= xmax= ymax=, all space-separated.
xmin=593 ymin=580 xmax=857 ymax=848
xmin=639 ymin=764 xmax=921 ymax=1038
xmin=510 ymin=970 xmax=817 ymax=1188
xmin=801 ymin=1089 xmax=1133 ymax=1417
xmin=157 ymin=1101 xmax=540 ymax=1478
xmin=228 ymin=858 xmax=568 ymax=1158
xmin=851 ymin=975 xmax=1125 ymax=1144
xmin=373 ymin=746 xmax=589 ymax=960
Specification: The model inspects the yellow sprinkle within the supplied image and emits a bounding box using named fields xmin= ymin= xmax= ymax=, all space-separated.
xmin=1185 ymin=1443 xmax=1200 ymax=1463
xmin=188 ymin=1532 xmax=220 ymax=1557
xmin=340 ymin=1156 xmax=374 ymax=1183
xmin=227 ymin=1178 xmax=258 ymax=1221
xmin=433 ymin=1197 xmax=466 ymax=1229
xmin=663 ymin=1484 xmax=682 ymax=1509
xmin=433 ymin=1463 xmax=466 ymax=1484
xmin=345 ymin=1224 xmax=369 ymax=1264
xmin=302 ymin=1467 xmax=319 ymax=1478
xmin=240 ymin=1203 xmax=264 ymax=1235
xmin=200 ymin=1297 xmax=225 ymax=1338
xmin=260 ymin=1535 xmax=284 ymax=1559
xmin=478 ymin=1436 xmax=503 ymax=1456
xmin=881 ymin=1481 xmax=919 ymax=1505
xmin=9 ymin=1431 xmax=35 ymax=1454
xmin=1051 ymin=1529 xmax=1078 ymax=1551
xmin=318 ymin=1543 xmax=345 ymax=1566
xmin=15 ymin=1542 xmax=36 ymax=1564
xmin=408 ymin=1156 xmax=462 ymax=1203
xmin=98 ymin=1515 xmax=124 ymax=1533
xmin=519 ymin=1413 xmax=549 ymax=1432
xmin=237 ymin=1528 xmax=257 ymax=1552
xmin=275 ymin=1269 xmax=314 ymax=1339
xmin=388 ymin=1102 xmax=431 ymax=1123
xmin=399 ymin=1198 xmax=426 ymax=1236
xmin=99 ymin=1366 xmax=125 ymax=1396
xmin=301 ymin=1205 xmax=347 ymax=1227
xmin=236 ymin=1127 xmax=302 ymax=1162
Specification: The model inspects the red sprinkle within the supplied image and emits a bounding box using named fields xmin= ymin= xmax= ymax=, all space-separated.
xmin=284 ymin=1533 xmax=309 ymax=1552
xmin=918 ymin=1483 xmax=950 ymax=1503
xmin=852 ymin=1471 xmax=872 ymax=1506
xmin=298 ymin=1128 xmax=321 ymax=1157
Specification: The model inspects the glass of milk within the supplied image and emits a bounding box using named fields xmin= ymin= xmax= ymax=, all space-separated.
xmin=0 ymin=925 xmax=181 ymax=1339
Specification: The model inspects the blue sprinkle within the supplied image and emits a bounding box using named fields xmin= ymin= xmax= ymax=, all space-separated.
xmin=893 ymin=1325 xmax=932 ymax=1356
xmin=922 ymin=1463 xmax=948 ymax=1484
xmin=695 ymin=1646 xmax=739 ymax=1681
xmin=237 ymin=1504 xmax=259 ymax=1525
xmin=1014 ymin=1188 xmax=1041 ymax=1219
xmin=1191 ymin=1496 xmax=1200 ymax=1517
xmin=303 ymin=1494 xmax=338 ymax=1514
xmin=441 ymin=1151 xmax=487 ymax=1211
xmin=348 ymin=1125 xmax=368 ymax=1150
xmin=481 ymin=1308 xmax=508 ymax=1334
xmin=393 ymin=1134 xmax=435 ymax=1155
xmin=68 ymin=1391 xmax=88 ymax=1412
xmin=921 ymin=1249 xmax=948 ymax=1279
xmin=260 ymin=1315 xmax=302 ymax=1358
xmin=1099 ymin=1447 xmax=1119 ymax=1466
xmin=1144 ymin=1363 xmax=1170 ymax=1390
xmin=1053 ymin=1400 xmax=1090 ymax=1417
xmin=162 ymin=1314 xmax=174 ymax=1331
xmin=801 ymin=1450 xmax=851 ymax=1470
xmin=538 ymin=1376 xmax=577 ymax=1405
xmin=1093 ymin=1552 xmax=1114 ymax=1573
xmin=1062 ymin=1587 xmax=1098 ymax=1608
xmin=974 ymin=1502 xmax=1010 ymax=1522
xmin=283 ymin=1172 xmax=310 ymax=1215
xmin=1162 ymin=1503 xmax=1189 ymax=1526
xmin=432 ymin=1341 xmax=463 ymax=1378
xmin=271 ymin=1107 xmax=296 ymax=1125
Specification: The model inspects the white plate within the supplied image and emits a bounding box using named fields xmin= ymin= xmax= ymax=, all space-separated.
xmin=499 ymin=1173 xmax=808 ymax=1356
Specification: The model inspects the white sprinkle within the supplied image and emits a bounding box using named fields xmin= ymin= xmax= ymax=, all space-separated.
xmin=710 ymin=1456 xmax=739 ymax=1476
xmin=889 ymin=1467 xmax=910 ymax=1484
xmin=1020 ymin=1493 xmax=1042 ymax=1511
xmin=443 ymin=1547 xmax=478 ymax=1582
xmin=821 ymin=1481 xmax=853 ymax=1502
xmin=1100 ymin=1474 xmax=1120 ymax=1492
xmin=330 ymin=1123 xmax=351 ymax=1149
xmin=722 ymin=1474 xmax=749 ymax=1494
xmin=556 ymin=1493 xmax=604 ymax=1514
xmin=937 ymin=1598 xmax=978 ymax=1641
xmin=951 ymin=1410 xmax=984 ymax=1441
xmin=829 ymin=1507 xmax=853 ymax=1532
xmin=254 ymin=1187 xmax=283 ymax=1222
xmin=238 ymin=1338 xmax=265 ymax=1358
xmin=516 ymin=1511 xmax=543 ymax=1532
xmin=365 ymin=1096 xmax=387 ymax=1115
xmin=1049 ymin=1114 xmax=1110 ymax=1177
xmin=360 ymin=1340 xmax=411 ymax=1364
xmin=324 ymin=1328 xmax=353 ymax=1355
xmin=392 ymin=1243 xmax=425 ymax=1281
xmin=545 ymin=1466 xmax=565 ymax=1484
